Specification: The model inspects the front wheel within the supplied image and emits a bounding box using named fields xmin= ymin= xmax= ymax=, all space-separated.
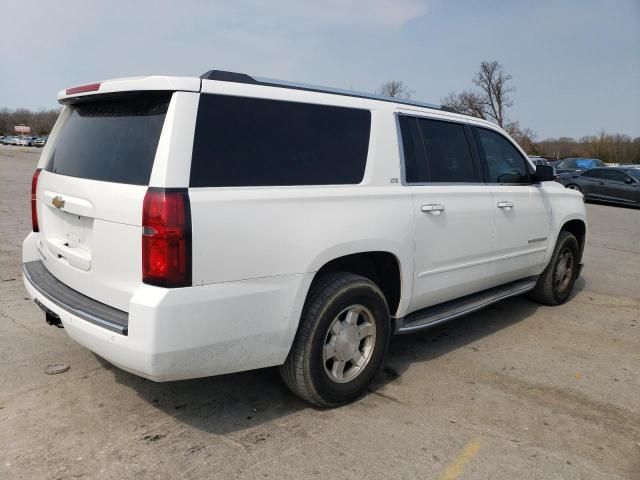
xmin=529 ymin=231 xmax=580 ymax=306
xmin=280 ymin=272 xmax=391 ymax=407
xmin=566 ymin=184 xmax=582 ymax=192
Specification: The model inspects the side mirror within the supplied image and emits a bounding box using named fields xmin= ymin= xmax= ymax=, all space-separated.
xmin=624 ymin=177 xmax=633 ymax=185
xmin=534 ymin=164 xmax=555 ymax=182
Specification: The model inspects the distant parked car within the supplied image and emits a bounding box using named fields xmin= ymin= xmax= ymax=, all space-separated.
xmin=555 ymin=157 xmax=605 ymax=174
xmin=529 ymin=156 xmax=550 ymax=166
xmin=15 ymin=136 xmax=36 ymax=147
xmin=34 ymin=136 xmax=48 ymax=147
xmin=2 ymin=136 xmax=19 ymax=145
xmin=559 ymin=167 xmax=640 ymax=207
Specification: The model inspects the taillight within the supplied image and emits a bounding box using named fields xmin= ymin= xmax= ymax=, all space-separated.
xmin=142 ymin=188 xmax=192 ymax=287
xmin=31 ymin=169 xmax=42 ymax=232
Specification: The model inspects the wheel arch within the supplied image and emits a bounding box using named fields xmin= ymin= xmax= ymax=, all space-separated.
xmin=309 ymin=251 xmax=404 ymax=318
xmin=560 ymin=219 xmax=587 ymax=263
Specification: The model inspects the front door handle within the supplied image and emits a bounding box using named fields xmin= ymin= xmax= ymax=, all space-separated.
xmin=497 ymin=201 xmax=514 ymax=209
xmin=421 ymin=204 xmax=445 ymax=215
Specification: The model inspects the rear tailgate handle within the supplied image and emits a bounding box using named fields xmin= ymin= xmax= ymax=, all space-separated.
xmin=43 ymin=191 xmax=94 ymax=218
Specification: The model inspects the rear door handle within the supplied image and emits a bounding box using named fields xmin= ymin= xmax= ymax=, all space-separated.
xmin=421 ymin=204 xmax=445 ymax=215
xmin=497 ymin=201 xmax=514 ymax=209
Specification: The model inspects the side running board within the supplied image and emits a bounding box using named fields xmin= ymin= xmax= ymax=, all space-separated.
xmin=395 ymin=277 xmax=538 ymax=334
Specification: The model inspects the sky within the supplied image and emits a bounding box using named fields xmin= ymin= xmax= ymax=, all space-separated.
xmin=0 ymin=0 xmax=638 ymax=139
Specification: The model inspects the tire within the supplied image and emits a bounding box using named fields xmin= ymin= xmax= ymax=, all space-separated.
xmin=566 ymin=184 xmax=582 ymax=192
xmin=529 ymin=231 xmax=580 ymax=306
xmin=280 ymin=272 xmax=391 ymax=407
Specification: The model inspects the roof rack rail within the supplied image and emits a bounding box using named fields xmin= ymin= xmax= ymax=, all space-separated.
xmin=200 ymin=70 xmax=457 ymax=113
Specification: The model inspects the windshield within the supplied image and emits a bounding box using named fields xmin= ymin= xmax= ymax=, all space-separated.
xmin=557 ymin=158 xmax=605 ymax=169
xmin=47 ymin=92 xmax=171 ymax=185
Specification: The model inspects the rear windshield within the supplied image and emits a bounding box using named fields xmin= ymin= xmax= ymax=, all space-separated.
xmin=557 ymin=158 xmax=604 ymax=169
xmin=46 ymin=92 xmax=171 ymax=185
xmin=190 ymin=94 xmax=371 ymax=187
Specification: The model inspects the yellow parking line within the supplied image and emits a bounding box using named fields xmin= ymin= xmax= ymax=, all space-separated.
xmin=439 ymin=438 xmax=482 ymax=480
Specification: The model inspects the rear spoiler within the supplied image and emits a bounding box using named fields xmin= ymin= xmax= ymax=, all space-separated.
xmin=58 ymin=76 xmax=201 ymax=103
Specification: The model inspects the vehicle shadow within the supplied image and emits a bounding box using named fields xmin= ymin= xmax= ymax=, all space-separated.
xmin=372 ymin=275 xmax=587 ymax=391
xmin=103 ymin=357 xmax=308 ymax=436
xmin=103 ymin=279 xmax=587 ymax=435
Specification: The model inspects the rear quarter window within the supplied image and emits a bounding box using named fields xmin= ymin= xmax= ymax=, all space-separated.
xmin=189 ymin=94 xmax=371 ymax=187
xmin=46 ymin=92 xmax=171 ymax=185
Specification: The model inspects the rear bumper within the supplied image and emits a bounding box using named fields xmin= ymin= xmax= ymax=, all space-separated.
xmin=23 ymin=261 xmax=128 ymax=334
xmin=23 ymin=259 xmax=311 ymax=382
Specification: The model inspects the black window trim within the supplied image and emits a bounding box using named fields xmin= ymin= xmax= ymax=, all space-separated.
xmin=471 ymin=125 xmax=536 ymax=186
xmin=396 ymin=113 xmax=484 ymax=186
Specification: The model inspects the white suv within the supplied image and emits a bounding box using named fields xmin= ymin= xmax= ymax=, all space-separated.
xmin=23 ymin=70 xmax=587 ymax=406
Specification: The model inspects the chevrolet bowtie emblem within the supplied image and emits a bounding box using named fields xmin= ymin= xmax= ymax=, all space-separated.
xmin=52 ymin=196 xmax=65 ymax=209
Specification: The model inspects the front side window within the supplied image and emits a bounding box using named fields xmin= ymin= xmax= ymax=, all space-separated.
xmin=417 ymin=118 xmax=476 ymax=182
xmin=602 ymin=169 xmax=628 ymax=182
xmin=474 ymin=127 xmax=531 ymax=184
xmin=190 ymin=95 xmax=371 ymax=187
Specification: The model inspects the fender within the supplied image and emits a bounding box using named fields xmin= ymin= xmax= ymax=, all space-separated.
xmin=278 ymin=241 xmax=413 ymax=362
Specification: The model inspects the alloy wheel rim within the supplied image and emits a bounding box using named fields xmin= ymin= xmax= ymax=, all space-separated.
xmin=323 ymin=305 xmax=377 ymax=383
xmin=554 ymin=248 xmax=574 ymax=292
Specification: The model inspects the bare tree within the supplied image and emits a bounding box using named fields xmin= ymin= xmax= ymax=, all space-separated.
xmin=505 ymin=120 xmax=537 ymax=153
xmin=441 ymin=90 xmax=487 ymax=119
xmin=0 ymin=107 xmax=61 ymax=136
xmin=376 ymin=80 xmax=413 ymax=99
xmin=473 ymin=61 xmax=514 ymax=127
xmin=535 ymin=132 xmax=640 ymax=164
xmin=441 ymin=60 xmax=514 ymax=127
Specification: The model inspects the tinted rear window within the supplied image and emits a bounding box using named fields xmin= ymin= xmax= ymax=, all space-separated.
xmin=190 ymin=94 xmax=371 ymax=187
xmin=47 ymin=93 xmax=171 ymax=185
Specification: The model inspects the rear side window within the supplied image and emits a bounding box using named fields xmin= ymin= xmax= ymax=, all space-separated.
xmin=47 ymin=93 xmax=171 ymax=185
xmin=474 ymin=127 xmax=531 ymax=184
xmin=190 ymin=95 xmax=371 ymax=187
xmin=581 ymin=169 xmax=602 ymax=178
xmin=417 ymin=118 xmax=476 ymax=182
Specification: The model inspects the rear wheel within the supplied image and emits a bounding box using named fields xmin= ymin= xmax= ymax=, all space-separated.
xmin=280 ymin=272 xmax=390 ymax=407
xmin=529 ymin=231 xmax=580 ymax=305
xmin=566 ymin=184 xmax=582 ymax=192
